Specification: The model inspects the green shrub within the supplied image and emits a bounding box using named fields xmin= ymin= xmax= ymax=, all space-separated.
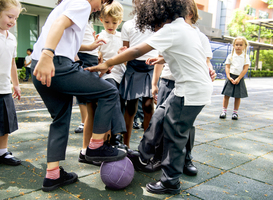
xmin=18 ymin=67 xmax=26 ymax=80
xmin=249 ymin=70 xmax=273 ymax=77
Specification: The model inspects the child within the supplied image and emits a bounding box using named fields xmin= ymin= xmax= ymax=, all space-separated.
xmin=23 ymin=48 xmax=33 ymax=82
xmin=87 ymin=0 xmax=213 ymax=194
xmin=140 ymin=0 xmax=215 ymax=176
xmin=219 ymin=36 xmax=250 ymax=120
xmin=120 ymin=13 xmax=158 ymax=147
xmin=79 ymin=2 xmax=127 ymax=166
xmin=30 ymin=0 xmax=126 ymax=192
xmin=0 ymin=0 xmax=22 ymax=166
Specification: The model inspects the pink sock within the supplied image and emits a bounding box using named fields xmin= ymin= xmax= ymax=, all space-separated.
xmin=88 ymin=138 xmax=104 ymax=149
xmin=46 ymin=166 xmax=60 ymax=179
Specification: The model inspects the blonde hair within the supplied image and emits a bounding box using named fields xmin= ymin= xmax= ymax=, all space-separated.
xmin=230 ymin=36 xmax=249 ymax=63
xmin=0 ymin=0 xmax=22 ymax=14
xmin=100 ymin=1 xmax=123 ymax=21
xmin=189 ymin=0 xmax=200 ymax=24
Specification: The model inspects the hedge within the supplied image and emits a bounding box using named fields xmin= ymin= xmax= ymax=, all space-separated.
xmin=249 ymin=70 xmax=273 ymax=77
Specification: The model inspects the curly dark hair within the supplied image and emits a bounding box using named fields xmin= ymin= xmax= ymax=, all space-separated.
xmin=57 ymin=0 xmax=113 ymax=6
xmin=133 ymin=0 xmax=190 ymax=32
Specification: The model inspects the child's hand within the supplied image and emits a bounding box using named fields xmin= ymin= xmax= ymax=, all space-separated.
xmin=209 ymin=68 xmax=216 ymax=82
xmin=33 ymin=53 xmax=55 ymax=87
xmin=146 ymin=57 xmax=165 ymax=65
xmin=85 ymin=62 xmax=111 ymax=77
xmin=118 ymin=46 xmax=127 ymax=54
xmin=234 ymin=77 xmax=241 ymax=85
xmin=98 ymin=51 xmax=103 ymax=64
xmin=152 ymin=84 xmax=158 ymax=104
xmin=13 ymin=86 xmax=21 ymax=100
xmin=229 ymin=77 xmax=235 ymax=84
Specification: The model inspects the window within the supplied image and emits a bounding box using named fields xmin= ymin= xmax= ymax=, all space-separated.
xmin=259 ymin=10 xmax=269 ymax=19
xmin=245 ymin=6 xmax=256 ymax=17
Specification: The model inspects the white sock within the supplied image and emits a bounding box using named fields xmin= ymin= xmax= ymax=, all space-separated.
xmin=81 ymin=148 xmax=86 ymax=155
xmin=0 ymin=148 xmax=13 ymax=158
xmin=78 ymin=123 xmax=84 ymax=128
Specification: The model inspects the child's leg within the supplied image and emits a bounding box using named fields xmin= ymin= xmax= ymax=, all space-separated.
xmin=82 ymin=102 xmax=96 ymax=150
xmin=223 ymin=95 xmax=230 ymax=110
xmin=124 ymin=99 xmax=139 ymax=147
xmin=234 ymin=98 xmax=241 ymax=111
xmin=74 ymin=103 xmax=87 ymax=133
xmin=142 ymin=97 xmax=154 ymax=131
xmin=159 ymin=95 xmax=204 ymax=187
xmin=0 ymin=134 xmax=8 ymax=149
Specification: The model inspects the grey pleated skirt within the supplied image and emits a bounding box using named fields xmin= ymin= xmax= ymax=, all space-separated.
xmin=221 ymin=74 xmax=248 ymax=98
xmin=0 ymin=94 xmax=18 ymax=135
xmin=119 ymin=60 xmax=154 ymax=100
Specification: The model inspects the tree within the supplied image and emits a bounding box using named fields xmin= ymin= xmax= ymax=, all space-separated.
xmin=265 ymin=0 xmax=273 ymax=8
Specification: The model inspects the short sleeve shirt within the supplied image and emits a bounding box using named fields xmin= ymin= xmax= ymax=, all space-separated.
xmin=121 ymin=17 xmax=158 ymax=61
xmin=0 ymin=31 xmax=17 ymax=94
xmin=225 ymin=53 xmax=250 ymax=75
xmin=32 ymin=0 xmax=91 ymax=61
xmin=98 ymin=30 xmax=126 ymax=83
xmin=145 ymin=18 xmax=213 ymax=106
xmin=25 ymin=55 xmax=32 ymax=68
xmin=79 ymin=22 xmax=98 ymax=56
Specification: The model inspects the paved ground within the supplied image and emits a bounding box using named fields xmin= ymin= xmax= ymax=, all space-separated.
xmin=1 ymin=77 xmax=273 ymax=200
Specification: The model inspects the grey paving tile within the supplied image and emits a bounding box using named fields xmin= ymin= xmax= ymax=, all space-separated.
xmin=192 ymin=144 xmax=255 ymax=170
xmin=0 ymin=165 xmax=43 ymax=199
xmin=186 ymin=172 xmax=273 ymax=200
xmin=207 ymin=136 xmax=273 ymax=156
xmin=236 ymin=129 xmax=273 ymax=145
xmin=231 ymin=153 xmax=273 ymax=185
xmin=10 ymin=190 xmax=79 ymax=200
xmin=195 ymin=129 xmax=228 ymax=144
xmin=64 ymin=172 xmax=172 ymax=200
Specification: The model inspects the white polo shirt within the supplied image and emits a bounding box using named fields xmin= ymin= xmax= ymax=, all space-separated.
xmin=25 ymin=55 xmax=32 ymax=68
xmin=79 ymin=22 xmax=98 ymax=56
xmin=0 ymin=31 xmax=17 ymax=94
xmin=121 ymin=17 xmax=158 ymax=61
xmin=160 ymin=26 xmax=213 ymax=83
xmin=225 ymin=53 xmax=250 ymax=76
xmin=98 ymin=30 xmax=126 ymax=83
xmin=146 ymin=18 xmax=213 ymax=106
xmin=32 ymin=0 xmax=91 ymax=61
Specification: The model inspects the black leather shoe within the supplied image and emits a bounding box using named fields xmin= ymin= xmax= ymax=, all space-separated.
xmin=0 ymin=152 xmax=21 ymax=166
xmin=183 ymin=160 xmax=198 ymax=176
xmin=78 ymin=151 xmax=101 ymax=166
xmin=128 ymin=151 xmax=161 ymax=172
xmin=146 ymin=181 xmax=181 ymax=194
xmin=74 ymin=124 xmax=84 ymax=133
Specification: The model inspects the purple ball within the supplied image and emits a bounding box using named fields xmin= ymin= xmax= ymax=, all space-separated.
xmin=100 ymin=157 xmax=134 ymax=190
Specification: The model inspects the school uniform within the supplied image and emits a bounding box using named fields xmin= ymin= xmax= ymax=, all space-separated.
xmin=98 ymin=30 xmax=126 ymax=134
xmin=221 ymin=53 xmax=250 ymax=98
xmin=31 ymin=0 xmax=120 ymax=162
xmin=144 ymin=26 xmax=213 ymax=164
xmin=24 ymin=54 xmax=32 ymax=80
xmin=141 ymin=17 xmax=213 ymax=186
xmin=120 ymin=17 xmax=158 ymax=100
xmin=0 ymin=31 xmax=18 ymax=135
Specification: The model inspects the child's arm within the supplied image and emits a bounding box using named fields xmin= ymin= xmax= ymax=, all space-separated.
xmin=10 ymin=58 xmax=21 ymax=100
xmin=234 ymin=64 xmax=249 ymax=85
xmin=151 ymin=63 xmax=163 ymax=103
xmin=79 ymin=36 xmax=106 ymax=51
xmin=225 ymin=64 xmax=235 ymax=84
xmin=86 ymin=42 xmax=154 ymax=76
xmin=33 ymin=15 xmax=75 ymax=87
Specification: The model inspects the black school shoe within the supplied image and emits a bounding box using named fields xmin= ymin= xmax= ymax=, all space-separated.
xmin=85 ymin=141 xmax=127 ymax=162
xmin=183 ymin=160 xmax=198 ymax=176
xmin=146 ymin=181 xmax=181 ymax=194
xmin=232 ymin=113 xmax=238 ymax=120
xmin=0 ymin=152 xmax=21 ymax=166
xmin=78 ymin=151 xmax=102 ymax=166
xmin=127 ymin=150 xmax=161 ymax=172
xmin=42 ymin=166 xmax=78 ymax=192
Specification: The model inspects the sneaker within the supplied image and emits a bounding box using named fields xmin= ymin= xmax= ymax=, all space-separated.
xmin=128 ymin=150 xmax=161 ymax=172
xmin=85 ymin=141 xmax=127 ymax=162
xmin=78 ymin=151 xmax=101 ymax=166
xmin=232 ymin=113 xmax=238 ymax=120
xmin=42 ymin=166 xmax=78 ymax=192
xmin=219 ymin=112 xmax=226 ymax=119
xmin=133 ymin=121 xmax=140 ymax=129
xmin=74 ymin=123 xmax=84 ymax=133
